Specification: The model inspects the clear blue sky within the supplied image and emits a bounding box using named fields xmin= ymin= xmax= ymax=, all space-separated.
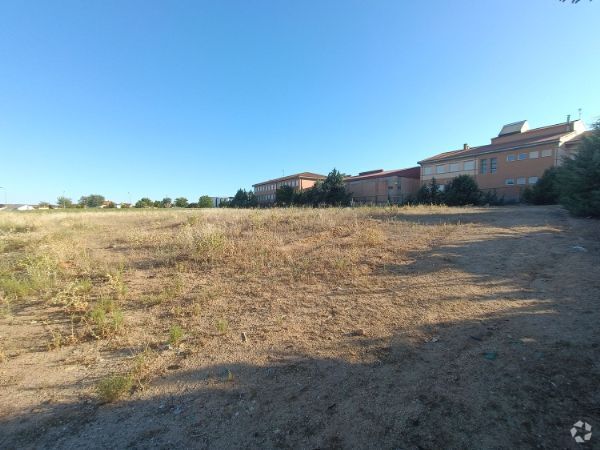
xmin=1 ymin=0 xmax=598 ymax=204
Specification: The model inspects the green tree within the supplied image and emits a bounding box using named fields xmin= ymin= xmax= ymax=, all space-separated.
xmin=521 ymin=167 xmax=560 ymax=205
xmin=198 ymin=195 xmax=213 ymax=208
xmin=161 ymin=197 xmax=172 ymax=208
xmin=135 ymin=197 xmax=154 ymax=208
xmin=57 ymin=196 xmax=73 ymax=208
xmin=320 ymin=168 xmax=351 ymax=206
xmin=294 ymin=169 xmax=351 ymax=206
xmin=78 ymin=194 xmax=105 ymax=208
xmin=174 ymin=197 xmax=188 ymax=208
xmin=275 ymin=185 xmax=295 ymax=206
xmin=228 ymin=189 xmax=257 ymax=208
xmin=558 ymin=122 xmax=600 ymax=217
xmin=416 ymin=178 xmax=443 ymax=204
xmin=443 ymin=175 xmax=482 ymax=206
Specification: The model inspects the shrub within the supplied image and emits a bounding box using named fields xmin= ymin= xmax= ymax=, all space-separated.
xmin=558 ymin=122 xmax=600 ymax=217
xmin=216 ymin=319 xmax=228 ymax=334
xmin=169 ymin=325 xmax=184 ymax=346
xmin=443 ymin=175 xmax=481 ymax=206
xmin=521 ymin=167 xmax=560 ymax=205
xmin=88 ymin=299 xmax=125 ymax=338
xmin=96 ymin=375 xmax=133 ymax=403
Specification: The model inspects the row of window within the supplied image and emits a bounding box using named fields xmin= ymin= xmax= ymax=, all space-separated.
xmin=506 ymin=149 xmax=552 ymax=162
xmin=255 ymin=179 xmax=299 ymax=192
xmin=423 ymin=160 xmax=475 ymax=176
xmin=505 ymin=176 xmax=538 ymax=186
xmin=424 ymin=149 xmax=555 ymax=176
xmin=257 ymin=194 xmax=275 ymax=201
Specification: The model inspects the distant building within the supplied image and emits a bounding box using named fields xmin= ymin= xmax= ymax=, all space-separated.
xmin=210 ymin=197 xmax=231 ymax=207
xmin=344 ymin=167 xmax=421 ymax=205
xmin=0 ymin=204 xmax=36 ymax=211
xmin=418 ymin=119 xmax=590 ymax=201
xmin=253 ymin=172 xmax=326 ymax=204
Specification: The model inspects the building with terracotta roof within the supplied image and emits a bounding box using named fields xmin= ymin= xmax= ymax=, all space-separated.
xmin=418 ymin=119 xmax=590 ymax=201
xmin=344 ymin=167 xmax=421 ymax=205
xmin=253 ymin=172 xmax=326 ymax=204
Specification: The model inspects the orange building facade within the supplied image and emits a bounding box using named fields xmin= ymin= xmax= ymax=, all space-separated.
xmin=344 ymin=167 xmax=421 ymax=205
xmin=418 ymin=120 xmax=589 ymax=201
xmin=253 ymin=172 xmax=326 ymax=204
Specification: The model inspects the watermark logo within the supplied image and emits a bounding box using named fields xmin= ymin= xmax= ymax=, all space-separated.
xmin=570 ymin=420 xmax=592 ymax=443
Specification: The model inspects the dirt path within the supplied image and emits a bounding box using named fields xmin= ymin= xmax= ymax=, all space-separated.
xmin=1 ymin=206 xmax=599 ymax=449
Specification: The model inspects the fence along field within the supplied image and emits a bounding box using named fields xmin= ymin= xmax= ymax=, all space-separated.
xmin=0 ymin=205 xmax=599 ymax=448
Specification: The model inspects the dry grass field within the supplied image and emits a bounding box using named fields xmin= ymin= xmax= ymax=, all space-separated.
xmin=1 ymin=205 xmax=599 ymax=449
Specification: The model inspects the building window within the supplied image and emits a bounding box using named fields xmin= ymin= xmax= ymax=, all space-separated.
xmin=528 ymin=177 xmax=538 ymax=184
xmin=529 ymin=151 xmax=539 ymax=159
xmin=480 ymin=159 xmax=488 ymax=174
xmin=517 ymin=177 xmax=526 ymax=185
xmin=449 ymin=163 xmax=460 ymax=172
xmin=490 ymin=158 xmax=497 ymax=173
xmin=438 ymin=184 xmax=445 ymax=192
xmin=507 ymin=154 xmax=515 ymax=162
xmin=423 ymin=167 xmax=433 ymax=175
xmin=541 ymin=149 xmax=553 ymax=157
xmin=436 ymin=165 xmax=446 ymax=174
xmin=505 ymin=178 xmax=515 ymax=185
xmin=463 ymin=160 xmax=475 ymax=171
xmin=518 ymin=153 xmax=528 ymax=160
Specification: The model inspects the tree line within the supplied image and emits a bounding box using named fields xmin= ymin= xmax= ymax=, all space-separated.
xmin=225 ymin=169 xmax=352 ymax=208
xmin=52 ymin=195 xmax=217 ymax=209
xmin=46 ymin=123 xmax=599 ymax=216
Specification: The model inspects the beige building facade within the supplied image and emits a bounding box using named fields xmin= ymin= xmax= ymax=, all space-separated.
xmin=253 ymin=172 xmax=326 ymax=204
xmin=418 ymin=120 xmax=589 ymax=201
xmin=344 ymin=167 xmax=421 ymax=205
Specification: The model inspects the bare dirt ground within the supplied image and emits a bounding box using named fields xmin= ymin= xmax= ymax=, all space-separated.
xmin=0 ymin=205 xmax=599 ymax=449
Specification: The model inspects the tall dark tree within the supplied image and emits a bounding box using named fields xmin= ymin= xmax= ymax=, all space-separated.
xmin=228 ymin=189 xmax=257 ymax=208
xmin=558 ymin=121 xmax=600 ymax=217
xmin=275 ymin=185 xmax=295 ymax=206
xmin=521 ymin=167 xmax=561 ymax=205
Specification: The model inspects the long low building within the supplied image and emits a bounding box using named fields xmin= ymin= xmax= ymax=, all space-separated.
xmin=253 ymin=172 xmax=326 ymax=204
xmin=344 ymin=167 xmax=421 ymax=205
xmin=418 ymin=119 xmax=590 ymax=201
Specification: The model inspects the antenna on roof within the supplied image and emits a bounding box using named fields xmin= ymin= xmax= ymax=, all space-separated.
xmin=566 ymin=114 xmax=571 ymax=124
xmin=578 ymin=108 xmax=582 ymax=120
